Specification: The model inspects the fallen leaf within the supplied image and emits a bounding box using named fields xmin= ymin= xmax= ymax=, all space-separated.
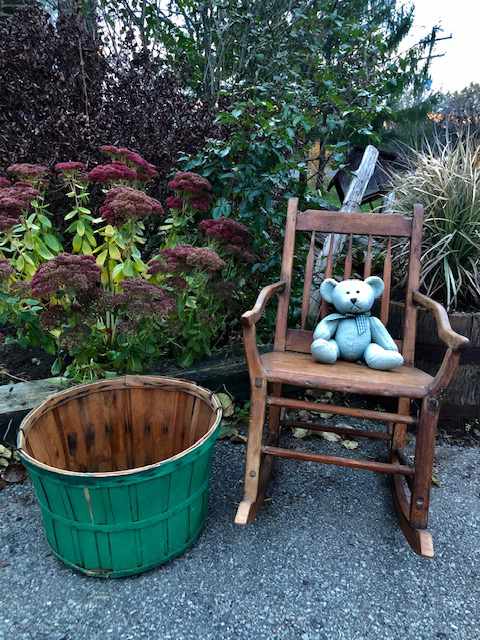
xmin=431 ymin=472 xmax=441 ymax=487
xmin=292 ymin=428 xmax=311 ymax=439
xmin=1 ymin=463 xmax=27 ymax=484
xmin=341 ymin=439 xmax=359 ymax=450
xmin=335 ymin=423 xmax=353 ymax=431
xmin=217 ymin=392 xmax=235 ymax=418
xmin=319 ymin=431 xmax=341 ymax=443
xmin=218 ymin=424 xmax=247 ymax=443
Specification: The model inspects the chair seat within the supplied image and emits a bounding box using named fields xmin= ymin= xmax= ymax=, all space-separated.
xmin=261 ymin=351 xmax=433 ymax=399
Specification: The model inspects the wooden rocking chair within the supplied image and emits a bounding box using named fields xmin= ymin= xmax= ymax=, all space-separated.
xmin=235 ymin=198 xmax=469 ymax=557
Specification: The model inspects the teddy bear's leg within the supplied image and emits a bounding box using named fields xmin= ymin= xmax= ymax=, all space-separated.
xmin=311 ymin=338 xmax=339 ymax=364
xmin=364 ymin=343 xmax=404 ymax=371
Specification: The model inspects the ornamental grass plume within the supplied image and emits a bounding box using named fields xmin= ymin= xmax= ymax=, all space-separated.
xmin=87 ymin=162 xmax=138 ymax=184
xmin=30 ymin=253 xmax=101 ymax=299
xmin=392 ymin=133 xmax=480 ymax=311
xmin=100 ymin=186 xmax=164 ymax=226
xmin=148 ymin=245 xmax=225 ymax=275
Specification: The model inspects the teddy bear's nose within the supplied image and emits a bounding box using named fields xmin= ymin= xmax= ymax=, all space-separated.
xmin=350 ymin=297 xmax=357 ymax=304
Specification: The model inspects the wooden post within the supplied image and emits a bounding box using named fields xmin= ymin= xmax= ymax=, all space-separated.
xmin=308 ymin=145 xmax=379 ymax=323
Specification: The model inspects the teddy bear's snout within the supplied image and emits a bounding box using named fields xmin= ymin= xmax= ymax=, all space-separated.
xmin=350 ymin=297 xmax=357 ymax=304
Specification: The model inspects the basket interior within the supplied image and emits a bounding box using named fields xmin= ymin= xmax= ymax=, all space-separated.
xmin=21 ymin=384 xmax=217 ymax=473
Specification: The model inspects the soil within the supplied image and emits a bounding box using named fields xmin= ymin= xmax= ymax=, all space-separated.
xmin=0 ymin=342 xmax=55 ymax=384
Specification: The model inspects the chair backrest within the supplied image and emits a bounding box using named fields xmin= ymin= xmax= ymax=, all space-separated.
xmin=273 ymin=198 xmax=424 ymax=365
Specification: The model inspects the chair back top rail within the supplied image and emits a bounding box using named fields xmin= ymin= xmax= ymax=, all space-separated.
xmin=296 ymin=209 xmax=413 ymax=236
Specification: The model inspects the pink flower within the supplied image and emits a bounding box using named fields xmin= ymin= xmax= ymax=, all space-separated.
xmin=190 ymin=197 xmax=211 ymax=213
xmin=199 ymin=217 xmax=251 ymax=248
xmin=88 ymin=162 xmax=138 ymax=184
xmin=100 ymin=186 xmax=164 ymax=226
xmin=99 ymin=145 xmax=120 ymax=156
xmin=55 ymin=161 xmax=87 ymax=173
xmin=0 ymin=259 xmax=13 ymax=281
xmin=167 ymin=171 xmax=212 ymax=195
xmin=99 ymin=145 xmax=158 ymax=181
xmin=7 ymin=163 xmax=49 ymax=181
xmin=0 ymin=177 xmax=11 ymax=188
xmin=149 ymin=245 xmax=225 ymax=274
xmin=166 ymin=195 xmax=183 ymax=209
xmin=31 ymin=254 xmax=101 ymax=299
xmin=112 ymin=278 xmax=175 ymax=322
xmin=0 ymin=184 xmax=39 ymax=229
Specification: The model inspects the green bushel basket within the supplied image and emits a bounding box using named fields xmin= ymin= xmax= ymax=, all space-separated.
xmin=17 ymin=376 xmax=222 ymax=577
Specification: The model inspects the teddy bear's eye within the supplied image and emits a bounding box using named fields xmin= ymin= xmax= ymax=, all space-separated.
xmin=346 ymin=291 xmax=350 ymax=294
xmin=356 ymin=290 xmax=360 ymax=294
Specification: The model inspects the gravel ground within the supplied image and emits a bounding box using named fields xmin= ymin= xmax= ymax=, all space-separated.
xmin=0 ymin=436 xmax=479 ymax=640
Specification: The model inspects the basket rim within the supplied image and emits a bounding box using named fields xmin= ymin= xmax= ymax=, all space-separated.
xmin=17 ymin=375 xmax=223 ymax=479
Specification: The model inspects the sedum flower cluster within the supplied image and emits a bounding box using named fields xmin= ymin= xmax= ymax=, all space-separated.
xmin=167 ymin=171 xmax=212 ymax=213
xmin=100 ymin=186 xmax=164 ymax=226
xmin=149 ymin=245 xmax=225 ymax=275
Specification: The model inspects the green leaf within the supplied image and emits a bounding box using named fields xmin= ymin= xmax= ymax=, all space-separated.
xmin=72 ymin=234 xmax=83 ymax=252
xmin=111 ymin=263 xmax=124 ymax=280
xmin=35 ymin=240 xmax=54 ymax=260
xmin=51 ymin=358 xmax=62 ymax=376
xmin=77 ymin=220 xmax=85 ymax=236
xmin=44 ymin=233 xmax=62 ymax=252
xmin=96 ymin=249 xmax=108 ymax=266
xmin=123 ymin=260 xmax=134 ymax=277
xmin=108 ymin=244 xmax=121 ymax=260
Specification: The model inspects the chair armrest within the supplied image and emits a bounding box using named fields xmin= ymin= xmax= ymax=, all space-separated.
xmin=241 ymin=281 xmax=286 ymax=327
xmin=413 ymin=291 xmax=469 ymax=351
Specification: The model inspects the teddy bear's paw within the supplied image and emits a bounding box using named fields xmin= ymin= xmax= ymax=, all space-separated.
xmin=364 ymin=344 xmax=404 ymax=371
xmin=311 ymin=338 xmax=339 ymax=364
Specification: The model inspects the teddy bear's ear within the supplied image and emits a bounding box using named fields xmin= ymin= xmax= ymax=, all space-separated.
xmin=365 ymin=276 xmax=384 ymax=299
xmin=320 ymin=278 xmax=338 ymax=303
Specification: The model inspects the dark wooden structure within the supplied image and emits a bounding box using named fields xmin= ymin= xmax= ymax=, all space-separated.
xmin=328 ymin=147 xmax=404 ymax=206
xmin=236 ymin=199 xmax=469 ymax=557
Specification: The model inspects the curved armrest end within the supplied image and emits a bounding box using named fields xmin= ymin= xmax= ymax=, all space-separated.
xmin=241 ymin=280 xmax=286 ymax=327
xmin=413 ymin=291 xmax=470 ymax=351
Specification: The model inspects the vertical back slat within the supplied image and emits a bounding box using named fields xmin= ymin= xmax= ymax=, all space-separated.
xmin=344 ymin=234 xmax=353 ymax=279
xmin=301 ymin=231 xmax=316 ymax=329
xmin=380 ymin=236 xmax=392 ymax=325
xmin=274 ymin=198 xmax=298 ymax=350
xmin=402 ymin=204 xmax=424 ymax=364
xmin=363 ymin=235 xmax=373 ymax=278
xmin=319 ymin=232 xmax=335 ymax=320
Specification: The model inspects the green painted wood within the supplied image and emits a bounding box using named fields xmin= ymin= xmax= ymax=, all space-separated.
xmin=20 ymin=393 xmax=220 ymax=578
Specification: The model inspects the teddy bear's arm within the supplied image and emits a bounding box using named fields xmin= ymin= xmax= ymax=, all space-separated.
xmin=369 ymin=316 xmax=399 ymax=351
xmin=313 ymin=314 xmax=341 ymax=341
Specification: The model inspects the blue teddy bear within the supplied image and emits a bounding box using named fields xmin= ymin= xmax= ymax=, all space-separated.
xmin=311 ymin=276 xmax=404 ymax=371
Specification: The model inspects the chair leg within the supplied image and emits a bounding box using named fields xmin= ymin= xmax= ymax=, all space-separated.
xmin=410 ymin=395 xmax=439 ymax=529
xmin=391 ymin=395 xmax=438 ymax=558
xmin=267 ymin=382 xmax=282 ymax=445
xmin=390 ymin=397 xmax=410 ymax=460
xmin=235 ymin=381 xmax=269 ymax=525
